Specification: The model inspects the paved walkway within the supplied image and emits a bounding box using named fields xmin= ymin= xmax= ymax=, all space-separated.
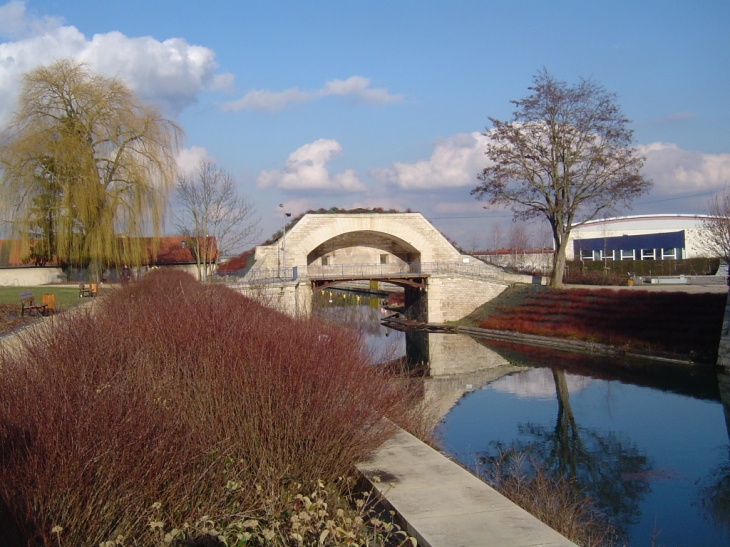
xmin=357 ymin=428 xmax=578 ymax=547
xmin=567 ymin=278 xmax=728 ymax=293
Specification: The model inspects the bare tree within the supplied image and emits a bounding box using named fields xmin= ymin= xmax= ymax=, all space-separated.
xmin=508 ymin=222 xmax=530 ymax=256
xmin=174 ymin=159 xmax=260 ymax=280
xmin=491 ymin=221 xmax=503 ymax=250
xmin=700 ymin=190 xmax=730 ymax=266
xmin=471 ymin=69 xmax=649 ymax=287
xmin=466 ymin=233 xmax=482 ymax=254
xmin=0 ymin=59 xmax=181 ymax=278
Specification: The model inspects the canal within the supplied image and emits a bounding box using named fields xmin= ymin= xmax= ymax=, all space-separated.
xmin=315 ymin=289 xmax=730 ymax=547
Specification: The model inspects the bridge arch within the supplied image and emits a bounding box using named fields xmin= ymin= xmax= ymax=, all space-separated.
xmin=281 ymin=213 xmax=463 ymax=270
xmin=306 ymin=230 xmax=421 ymax=267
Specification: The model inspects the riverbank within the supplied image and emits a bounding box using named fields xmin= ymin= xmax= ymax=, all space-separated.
xmin=459 ymin=283 xmax=727 ymax=363
xmin=357 ymin=427 xmax=579 ymax=547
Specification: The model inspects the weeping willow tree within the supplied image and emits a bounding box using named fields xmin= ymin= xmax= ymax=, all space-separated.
xmin=0 ymin=59 xmax=182 ymax=278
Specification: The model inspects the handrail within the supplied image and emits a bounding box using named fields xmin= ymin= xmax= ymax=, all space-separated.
xmin=236 ymin=261 xmax=507 ymax=284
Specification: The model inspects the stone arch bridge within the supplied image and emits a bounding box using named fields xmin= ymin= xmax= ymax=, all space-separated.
xmin=236 ymin=213 xmax=538 ymax=322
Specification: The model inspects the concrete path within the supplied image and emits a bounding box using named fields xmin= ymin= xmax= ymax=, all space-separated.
xmin=566 ymin=280 xmax=728 ymax=293
xmin=0 ymin=298 xmax=97 ymax=358
xmin=357 ymin=428 xmax=578 ymax=547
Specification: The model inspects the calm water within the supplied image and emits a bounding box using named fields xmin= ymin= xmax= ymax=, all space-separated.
xmin=440 ymin=352 xmax=730 ymax=547
xmin=318 ymin=290 xmax=730 ymax=546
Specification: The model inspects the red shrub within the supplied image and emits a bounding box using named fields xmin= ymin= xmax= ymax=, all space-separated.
xmin=477 ymin=287 xmax=725 ymax=360
xmin=0 ymin=270 xmax=422 ymax=545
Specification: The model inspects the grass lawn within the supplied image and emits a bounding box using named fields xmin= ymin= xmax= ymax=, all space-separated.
xmin=0 ymin=285 xmax=87 ymax=311
xmin=0 ymin=285 xmax=98 ymax=336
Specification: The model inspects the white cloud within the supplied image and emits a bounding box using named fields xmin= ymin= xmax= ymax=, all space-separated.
xmin=372 ymin=132 xmax=490 ymax=190
xmin=432 ymin=201 xmax=490 ymax=214
xmin=637 ymin=142 xmax=730 ymax=194
xmin=491 ymin=368 xmax=591 ymax=400
xmin=318 ymin=76 xmax=402 ymax=105
xmin=0 ymin=1 xmax=232 ymax=121
xmin=257 ymin=139 xmax=366 ymax=193
xmin=653 ymin=111 xmax=692 ymax=124
xmin=176 ymin=146 xmax=212 ymax=175
xmin=222 ymin=75 xmax=403 ymax=113
xmin=224 ymin=87 xmax=311 ymax=113
xmin=0 ymin=0 xmax=62 ymax=39
xmin=209 ymin=72 xmax=235 ymax=92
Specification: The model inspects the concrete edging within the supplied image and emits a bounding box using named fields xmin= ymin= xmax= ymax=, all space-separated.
xmin=356 ymin=428 xmax=578 ymax=547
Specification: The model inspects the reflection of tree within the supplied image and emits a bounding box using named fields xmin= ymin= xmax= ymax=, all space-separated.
xmin=480 ymin=369 xmax=653 ymax=534
xmin=696 ymin=372 xmax=730 ymax=529
xmin=697 ymin=458 xmax=730 ymax=530
xmin=313 ymin=291 xmax=385 ymax=336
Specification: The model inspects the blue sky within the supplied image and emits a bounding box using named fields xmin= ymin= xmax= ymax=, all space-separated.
xmin=1 ymin=0 xmax=728 ymax=250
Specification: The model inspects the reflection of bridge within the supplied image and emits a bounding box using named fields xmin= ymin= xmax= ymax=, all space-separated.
xmin=404 ymin=332 xmax=529 ymax=426
xmin=235 ymin=213 xmax=538 ymax=321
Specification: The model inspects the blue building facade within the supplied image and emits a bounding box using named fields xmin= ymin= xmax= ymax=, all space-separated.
xmin=573 ymin=230 xmax=686 ymax=261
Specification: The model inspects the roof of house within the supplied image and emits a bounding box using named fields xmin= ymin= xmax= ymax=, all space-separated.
xmin=0 ymin=236 xmax=217 ymax=268
xmin=0 ymin=240 xmax=28 ymax=267
xmin=149 ymin=236 xmax=217 ymax=265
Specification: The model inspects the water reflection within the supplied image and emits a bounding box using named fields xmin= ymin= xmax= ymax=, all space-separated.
xmin=697 ymin=370 xmax=730 ymax=534
xmin=439 ymin=339 xmax=730 ymax=546
xmin=479 ymin=368 xmax=652 ymax=535
xmin=312 ymin=288 xmax=405 ymax=363
xmin=316 ymin=291 xmax=730 ymax=545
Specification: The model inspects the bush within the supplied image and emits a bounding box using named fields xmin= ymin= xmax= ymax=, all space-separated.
xmin=0 ymin=270 xmax=423 ymax=546
xmin=565 ymin=257 xmax=721 ymax=282
xmin=476 ymin=287 xmax=725 ymax=360
xmin=563 ymin=269 xmax=628 ymax=286
xmin=479 ymin=450 xmax=622 ymax=547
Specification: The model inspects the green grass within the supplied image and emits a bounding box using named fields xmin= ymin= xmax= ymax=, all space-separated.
xmin=0 ymin=285 xmax=89 ymax=312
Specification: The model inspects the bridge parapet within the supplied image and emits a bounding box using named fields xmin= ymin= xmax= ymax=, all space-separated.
xmin=241 ymin=261 xmax=510 ymax=284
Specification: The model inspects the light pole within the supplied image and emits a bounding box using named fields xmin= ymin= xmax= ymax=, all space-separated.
xmin=279 ymin=204 xmax=291 ymax=279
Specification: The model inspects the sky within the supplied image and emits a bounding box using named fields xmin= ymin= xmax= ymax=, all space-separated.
xmin=0 ymin=0 xmax=728 ymax=251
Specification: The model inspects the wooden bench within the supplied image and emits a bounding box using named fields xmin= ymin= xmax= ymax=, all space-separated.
xmin=79 ymin=282 xmax=99 ymax=298
xmin=20 ymin=291 xmax=47 ymax=317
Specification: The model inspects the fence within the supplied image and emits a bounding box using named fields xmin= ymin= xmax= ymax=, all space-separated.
xmin=233 ymin=261 xmax=507 ymax=285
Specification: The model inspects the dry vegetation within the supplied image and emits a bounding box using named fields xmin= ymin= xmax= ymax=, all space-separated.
xmin=0 ymin=303 xmax=35 ymax=335
xmin=0 ymin=270 xmax=424 ymax=546
xmin=479 ymin=450 xmax=623 ymax=547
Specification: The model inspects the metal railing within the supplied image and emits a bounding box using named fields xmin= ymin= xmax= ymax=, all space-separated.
xmin=234 ymin=261 xmax=508 ymax=285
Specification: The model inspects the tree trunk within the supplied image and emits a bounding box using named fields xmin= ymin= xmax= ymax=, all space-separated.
xmin=549 ymin=232 xmax=570 ymax=288
xmin=191 ymin=238 xmax=203 ymax=281
xmin=553 ymin=369 xmax=579 ymax=478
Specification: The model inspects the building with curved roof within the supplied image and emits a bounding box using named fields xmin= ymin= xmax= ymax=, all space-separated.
xmin=567 ymin=214 xmax=710 ymax=262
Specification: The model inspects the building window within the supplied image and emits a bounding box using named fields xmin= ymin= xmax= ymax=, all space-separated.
xmin=662 ymin=248 xmax=677 ymax=260
xmin=620 ymin=249 xmax=635 ymax=260
xmin=580 ymin=249 xmax=598 ymax=261
xmin=181 ymin=240 xmax=186 ymax=249
xmin=321 ymin=256 xmax=329 ymax=266
xmin=600 ymin=250 xmax=615 ymax=260
xmin=641 ymin=248 xmax=656 ymax=260
xmin=380 ymin=254 xmax=389 ymax=264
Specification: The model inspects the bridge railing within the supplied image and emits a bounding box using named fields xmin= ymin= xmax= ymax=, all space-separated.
xmin=233 ymin=261 xmax=508 ymax=284
xmin=307 ymin=263 xmax=422 ymax=278
xmin=239 ymin=267 xmax=298 ymax=284
xmin=417 ymin=261 xmax=506 ymax=280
